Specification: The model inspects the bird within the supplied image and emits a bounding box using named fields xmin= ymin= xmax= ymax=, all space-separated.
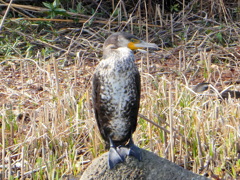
xmin=192 ymin=82 xmax=240 ymax=99
xmin=92 ymin=32 xmax=158 ymax=169
xmin=192 ymin=82 xmax=211 ymax=93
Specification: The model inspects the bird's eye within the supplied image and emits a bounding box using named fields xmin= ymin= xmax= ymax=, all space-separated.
xmin=130 ymin=38 xmax=137 ymax=43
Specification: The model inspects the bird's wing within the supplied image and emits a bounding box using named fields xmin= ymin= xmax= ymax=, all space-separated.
xmin=136 ymin=71 xmax=141 ymax=102
xmin=130 ymin=71 xmax=141 ymax=133
xmin=92 ymin=72 xmax=105 ymax=137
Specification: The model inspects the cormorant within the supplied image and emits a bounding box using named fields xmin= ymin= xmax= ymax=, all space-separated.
xmin=92 ymin=32 xmax=158 ymax=169
xmin=192 ymin=82 xmax=240 ymax=99
xmin=192 ymin=82 xmax=210 ymax=93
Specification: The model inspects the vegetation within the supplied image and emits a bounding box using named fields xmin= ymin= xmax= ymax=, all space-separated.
xmin=0 ymin=0 xmax=240 ymax=179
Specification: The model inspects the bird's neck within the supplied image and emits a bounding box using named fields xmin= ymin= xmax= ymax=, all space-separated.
xmin=100 ymin=47 xmax=136 ymax=73
xmin=103 ymin=47 xmax=134 ymax=61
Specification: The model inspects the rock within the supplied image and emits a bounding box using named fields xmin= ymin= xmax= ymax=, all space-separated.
xmin=80 ymin=148 xmax=209 ymax=180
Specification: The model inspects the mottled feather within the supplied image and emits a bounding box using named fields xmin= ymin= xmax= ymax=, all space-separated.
xmin=93 ymin=46 xmax=140 ymax=146
xmin=92 ymin=32 xmax=157 ymax=169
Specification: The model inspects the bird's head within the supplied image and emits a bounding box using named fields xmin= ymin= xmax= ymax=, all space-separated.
xmin=103 ymin=32 xmax=158 ymax=52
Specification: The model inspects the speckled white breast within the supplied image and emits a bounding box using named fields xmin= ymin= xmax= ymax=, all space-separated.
xmin=96 ymin=47 xmax=138 ymax=141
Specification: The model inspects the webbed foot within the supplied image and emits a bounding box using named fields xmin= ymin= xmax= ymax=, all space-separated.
xmin=127 ymin=136 xmax=142 ymax=161
xmin=108 ymin=137 xmax=129 ymax=169
xmin=107 ymin=135 xmax=141 ymax=169
xmin=108 ymin=146 xmax=124 ymax=169
xmin=117 ymin=145 xmax=130 ymax=160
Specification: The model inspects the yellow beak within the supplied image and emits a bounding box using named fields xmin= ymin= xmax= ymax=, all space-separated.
xmin=128 ymin=41 xmax=158 ymax=50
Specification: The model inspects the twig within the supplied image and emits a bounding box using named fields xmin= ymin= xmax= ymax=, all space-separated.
xmin=0 ymin=58 xmax=52 ymax=86
xmin=0 ymin=0 xmax=13 ymax=32
xmin=9 ymin=17 xmax=162 ymax=28
xmin=4 ymin=27 xmax=74 ymax=55
xmin=138 ymin=113 xmax=190 ymax=144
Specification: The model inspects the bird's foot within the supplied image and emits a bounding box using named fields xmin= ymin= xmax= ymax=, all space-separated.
xmin=108 ymin=147 xmax=124 ymax=169
xmin=126 ymin=137 xmax=142 ymax=161
xmin=117 ymin=145 xmax=130 ymax=160
xmin=128 ymin=143 xmax=142 ymax=161
xmin=108 ymin=136 xmax=142 ymax=169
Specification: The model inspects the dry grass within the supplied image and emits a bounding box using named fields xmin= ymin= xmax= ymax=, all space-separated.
xmin=1 ymin=0 xmax=240 ymax=179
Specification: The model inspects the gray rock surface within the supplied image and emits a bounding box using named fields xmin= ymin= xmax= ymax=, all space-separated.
xmin=80 ymin=149 xmax=209 ymax=180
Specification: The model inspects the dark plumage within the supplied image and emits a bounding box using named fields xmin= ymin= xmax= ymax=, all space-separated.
xmin=192 ymin=82 xmax=240 ymax=99
xmin=92 ymin=32 xmax=158 ymax=169
xmin=192 ymin=82 xmax=210 ymax=93
xmin=220 ymin=90 xmax=240 ymax=99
